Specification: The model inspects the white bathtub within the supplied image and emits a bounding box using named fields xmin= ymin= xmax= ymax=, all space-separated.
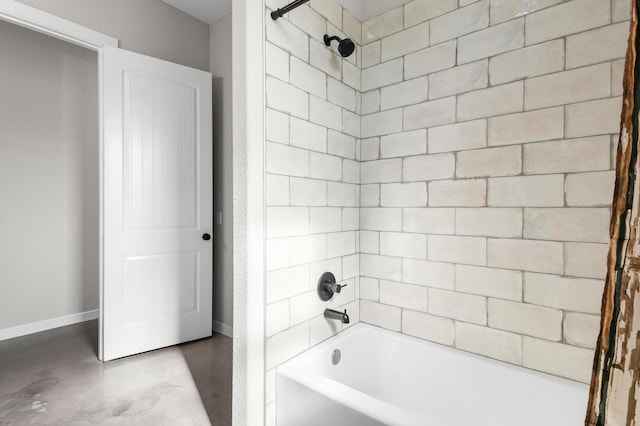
xmin=277 ymin=323 xmax=589 ymax=425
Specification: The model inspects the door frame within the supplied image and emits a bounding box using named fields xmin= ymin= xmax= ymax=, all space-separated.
xmin=0 ymin=1 xmax=117 ymax=50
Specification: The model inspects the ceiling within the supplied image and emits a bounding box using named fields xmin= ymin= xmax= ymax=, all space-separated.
xmin=337 ymin=0 xmax=414 ymax=22
xmin=162 ymin=0 xmax=231 ymax=25
xmin=164 ymin=0 xmax=412 ymax=26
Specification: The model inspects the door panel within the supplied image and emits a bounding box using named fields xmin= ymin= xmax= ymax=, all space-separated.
xmin=124 ymin=73 xmax=198 ymax=229
xmin=102 ymin=45 xmax=212 ymax=361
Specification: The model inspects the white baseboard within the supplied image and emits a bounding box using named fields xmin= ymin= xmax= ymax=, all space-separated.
xmin=1 ymin=311 xmax=231 ymax=342
xmin=212 ymin=320 xmax=233 ymax=338
xmin=0 ymin=309 xmax=99 ymax=341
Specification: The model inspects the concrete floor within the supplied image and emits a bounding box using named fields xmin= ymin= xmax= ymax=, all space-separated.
xmin=0 ymin=320 xmax=232 ymax=425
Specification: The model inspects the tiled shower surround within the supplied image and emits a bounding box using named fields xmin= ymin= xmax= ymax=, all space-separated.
xmin=264 ymin=1 xmax=362 ymax=419
xmin=264 ymin=0 xmax=627 ymax=421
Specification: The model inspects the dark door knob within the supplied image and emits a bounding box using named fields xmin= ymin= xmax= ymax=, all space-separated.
xmin=202 ymin=233 xmax=211 ymax=241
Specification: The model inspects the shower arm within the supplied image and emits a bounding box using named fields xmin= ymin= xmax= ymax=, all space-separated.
xmin=270 ymin=0 xmax=310 ymax=20
xmin=324 ymin=35 xmax=341 ymax=45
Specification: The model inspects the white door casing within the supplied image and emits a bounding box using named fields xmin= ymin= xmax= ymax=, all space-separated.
xmin=102 ymin=45 xmax=213 ymax=361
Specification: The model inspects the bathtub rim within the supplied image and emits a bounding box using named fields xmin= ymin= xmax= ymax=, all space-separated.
xmin=278 ymin=322 xmax=590 ymax=388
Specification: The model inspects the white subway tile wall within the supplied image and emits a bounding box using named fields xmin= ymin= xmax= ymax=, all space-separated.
xmin=264 ymin=2 xmax=362 ymax=406
xmin=265 ymin=1 xmax=623 ymax=413
xmin=357 ymin=0 xmax=621 ymax=385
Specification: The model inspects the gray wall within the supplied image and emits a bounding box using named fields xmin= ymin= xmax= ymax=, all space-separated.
xmin=210 ymin=13 xmax=233 ymax=334
xmin=0 ymin=21 xmax=99 ymax=329
xmin=17 ymin=0 xmax=210 ymax=71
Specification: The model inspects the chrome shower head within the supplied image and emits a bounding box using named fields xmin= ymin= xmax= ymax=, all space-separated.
xmin=323 ymin=34 xmax=355 ymax=58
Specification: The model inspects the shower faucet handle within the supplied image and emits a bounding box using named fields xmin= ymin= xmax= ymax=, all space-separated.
xmin=327 ymin=282 xmax=347 ymax=294
xmin=317 ymin=272 xmax=347 ymax=301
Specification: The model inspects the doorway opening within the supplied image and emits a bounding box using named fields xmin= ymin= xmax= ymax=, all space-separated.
xmin=0 ymin=19 xmax=99 ymax=352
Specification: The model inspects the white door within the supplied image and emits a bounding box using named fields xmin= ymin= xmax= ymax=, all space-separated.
xmin=101 ymin=45 xmax=213 ymax=361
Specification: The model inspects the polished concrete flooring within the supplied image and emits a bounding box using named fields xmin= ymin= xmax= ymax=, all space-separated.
xmin=0 ymin=320 xmax=232 ymax=425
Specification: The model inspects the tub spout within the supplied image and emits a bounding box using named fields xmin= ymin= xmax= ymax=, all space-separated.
xmin=324 ymin=308 xmax=349 ymax=324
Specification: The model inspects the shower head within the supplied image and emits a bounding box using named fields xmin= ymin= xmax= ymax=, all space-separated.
xmin=323 ymin=34 xmax=355 ymax=58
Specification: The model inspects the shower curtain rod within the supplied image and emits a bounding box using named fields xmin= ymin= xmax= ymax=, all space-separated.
xmin=271 ymin=0 xmax=310 ymax=20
